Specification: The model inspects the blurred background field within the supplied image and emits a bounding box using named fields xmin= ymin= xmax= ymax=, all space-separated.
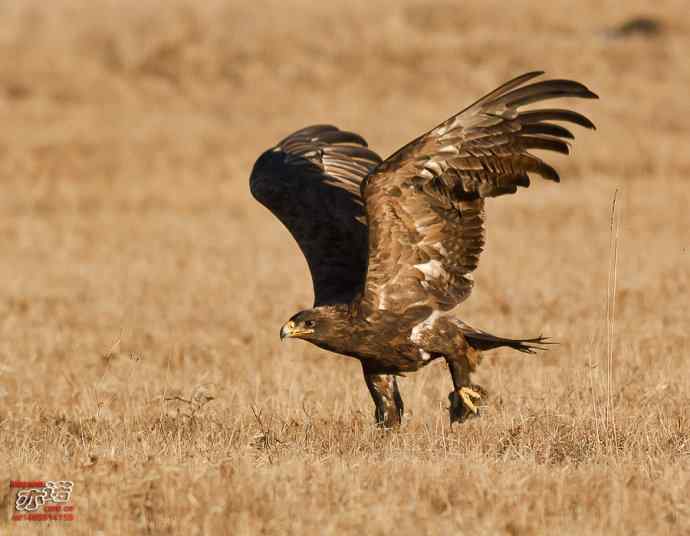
xmin=0 ymin=1 xmax=688 ymax=534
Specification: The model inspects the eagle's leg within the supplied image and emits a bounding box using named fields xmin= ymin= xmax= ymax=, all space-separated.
xmin=446 ymin=349 xmax=484 ymax=424
xmin=362 ymin=364 xmax=404 ymax=428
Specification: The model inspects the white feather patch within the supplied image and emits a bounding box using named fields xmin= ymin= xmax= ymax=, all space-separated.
xmin=410 ymin=310 xmax=442 ymax=344
xmin=414 ymin=259 xmax=446 ymax=281
xmin=438 ymin=145 xmax=459 ymax=155
xmin=418 ymin=168 xmax=434 ymax=180
xmin=424 ymin=160 xmax=443 ymax=176
xmin=433 ymin=241 xmax=448 ymax=256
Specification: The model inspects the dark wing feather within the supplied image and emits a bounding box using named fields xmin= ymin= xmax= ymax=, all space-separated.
xmin=361 ymin=72 xmax=597 ymax=314
xmin=250 ymin=125 xmax=382 ymax=306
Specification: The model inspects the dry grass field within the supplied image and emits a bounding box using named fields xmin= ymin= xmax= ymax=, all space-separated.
xmin=0 ymin=1 xmax=689 ymax=534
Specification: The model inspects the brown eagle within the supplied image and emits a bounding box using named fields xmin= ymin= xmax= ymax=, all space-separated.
xmin=250 ymin=72 xmax=596 ymax=427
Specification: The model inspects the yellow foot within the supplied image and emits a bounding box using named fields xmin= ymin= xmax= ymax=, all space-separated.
xmin=458 ymin=387 xmax=481 ymax=415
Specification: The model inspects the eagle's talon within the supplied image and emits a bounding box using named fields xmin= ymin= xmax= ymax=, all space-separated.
xmin=459 ymin=386 xmax=481 ymax=414
xmin=448 ymin=384 xmax=486 ymax=424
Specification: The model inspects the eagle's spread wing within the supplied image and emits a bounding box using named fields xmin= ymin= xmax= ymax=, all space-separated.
xmin=361 ymin=72 xmax=597 ymax=314
xmin=250 ymin=125 xmax=382 ymax=306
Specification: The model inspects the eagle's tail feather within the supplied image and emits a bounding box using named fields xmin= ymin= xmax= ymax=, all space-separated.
xmin=466 ymin=333 xmax=554 ymax=354
xmin=457 ymin=323 xmax=556 ymax=354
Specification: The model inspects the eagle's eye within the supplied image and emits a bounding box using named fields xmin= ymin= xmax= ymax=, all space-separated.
xmin=305 ymin=320 xmax=316 ymax=328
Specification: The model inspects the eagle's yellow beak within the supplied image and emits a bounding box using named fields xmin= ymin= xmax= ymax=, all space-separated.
xmin=280 ymin=321 xmax=314 ymax=341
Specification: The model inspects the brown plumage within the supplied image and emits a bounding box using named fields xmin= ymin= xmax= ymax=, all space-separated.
xmin=250 ymin=72 xmax=597 ymax=427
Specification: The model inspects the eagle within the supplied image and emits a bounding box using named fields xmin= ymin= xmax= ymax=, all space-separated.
xmin=250 ymin=72 xmax=597 ymax=427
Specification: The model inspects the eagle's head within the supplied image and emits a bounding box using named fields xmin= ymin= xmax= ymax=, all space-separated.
xmin=279 ymin=306 xmax=351 ymax=350
xmin=280 ymin=310 xmax=318 ymax=341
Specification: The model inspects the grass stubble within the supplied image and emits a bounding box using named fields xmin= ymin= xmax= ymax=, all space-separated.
xmin=0 ymin=1 xmax=688 ymax=534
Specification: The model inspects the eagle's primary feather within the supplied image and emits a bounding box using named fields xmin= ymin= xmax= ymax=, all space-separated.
xmin=250 ymin=72 xmax=597 ymax=427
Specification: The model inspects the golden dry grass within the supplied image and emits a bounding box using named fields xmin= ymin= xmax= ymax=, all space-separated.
xmin=0 ymin=1 xmax=689 ymax=534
